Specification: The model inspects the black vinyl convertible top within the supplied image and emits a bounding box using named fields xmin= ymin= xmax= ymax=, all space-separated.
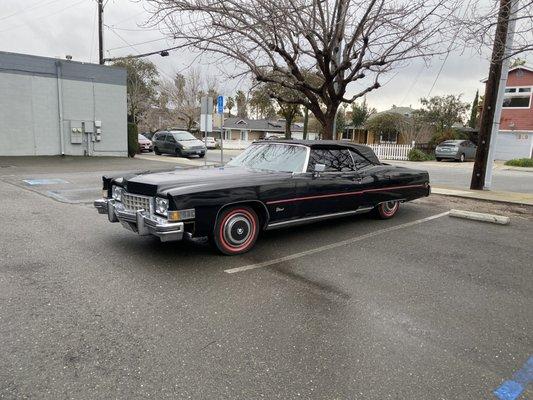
xmin=252 ymin=139 xmax=381 ymax=164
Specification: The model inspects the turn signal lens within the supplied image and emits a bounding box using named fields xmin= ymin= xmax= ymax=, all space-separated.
xmin=168 ymin=209 xmax=195 ymax=222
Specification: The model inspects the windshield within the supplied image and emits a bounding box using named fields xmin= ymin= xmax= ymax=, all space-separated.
xmin=171 ymin=131 xmax=196 ymax=141
xmin=227 ymin=143 xmax=308 ymax=173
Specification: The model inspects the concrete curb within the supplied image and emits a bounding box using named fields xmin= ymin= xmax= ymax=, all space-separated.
xmin=432 ymin=187 xmax=533 ymax=207
xmin=449 ymin=209 xmax=510 ymax=225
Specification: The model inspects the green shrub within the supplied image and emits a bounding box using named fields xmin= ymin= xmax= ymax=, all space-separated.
xmin=127 ymin=122 xmax=139 ymax=157
xmin=408 ymin=148 xmax=432 ymax=161
xmin=504 ymin=158 xmax=533 ymax=167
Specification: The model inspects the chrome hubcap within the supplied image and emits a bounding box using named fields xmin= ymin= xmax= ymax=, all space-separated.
xmin=382 ymin=201 xmax=397 ymax=213
xmin=223 ymin=214 xmax=251 ymax=246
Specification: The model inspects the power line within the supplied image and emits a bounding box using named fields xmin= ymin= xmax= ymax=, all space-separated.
xmin=105 ymin=33 xmax=170 ymax=51
xmin=0 ymin=0 xmax=64 ymax=22
xmin=0 ymin=0 xmax=87 ymax=34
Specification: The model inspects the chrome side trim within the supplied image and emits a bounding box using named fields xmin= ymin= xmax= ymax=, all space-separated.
xmin=265 ymin=207 xmax=373 ymax=230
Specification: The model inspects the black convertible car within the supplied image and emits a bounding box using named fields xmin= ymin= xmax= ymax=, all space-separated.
xmin=94 ymin=141 xmax=430 ymax=255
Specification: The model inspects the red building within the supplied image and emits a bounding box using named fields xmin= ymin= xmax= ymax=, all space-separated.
xmin=491 ymin=65 xmax=533 ymax=160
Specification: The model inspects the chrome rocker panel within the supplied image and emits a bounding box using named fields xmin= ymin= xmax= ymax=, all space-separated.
xmin=94 ymin=198 xmax=184 ymax=242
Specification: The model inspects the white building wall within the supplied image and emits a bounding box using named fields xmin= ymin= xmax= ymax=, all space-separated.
xmin=494 ymin=131 xmax=533 ymax=160
xmin=0 ymin=52 xmax=127 ymax=157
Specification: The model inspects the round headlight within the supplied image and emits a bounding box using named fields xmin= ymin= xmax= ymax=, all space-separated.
xmin=112 ymin=185 xmax=123 ymax=201
xmin=155 ymin=197 xmax=169 ymax=216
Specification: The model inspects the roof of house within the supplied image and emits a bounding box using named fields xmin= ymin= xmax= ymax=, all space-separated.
xmin=480 ymin=64 xmax=533 ymax=83
xmin=368 ymin=106 xmax=416 ymax=120
xmin=223 ymin=117 xmax=303 ymax=132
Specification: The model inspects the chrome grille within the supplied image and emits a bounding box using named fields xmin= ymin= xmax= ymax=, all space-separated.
xmin=122 ymin=192 xmax=152 ymax=212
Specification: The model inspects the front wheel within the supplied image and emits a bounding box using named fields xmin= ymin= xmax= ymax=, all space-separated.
xmin=372 ymin=201 xmax=400 ymax=219
xmin=436 ymin=157 xmax=442 ymax=162
xmin=212 ymin=206 xmax=259 ymax=255
xmin=458 ymin=153 xmax=465 ymax=162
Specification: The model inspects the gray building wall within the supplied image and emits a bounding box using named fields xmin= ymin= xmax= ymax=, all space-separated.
xmin=0 ymin=51 xmax=127 ymax=156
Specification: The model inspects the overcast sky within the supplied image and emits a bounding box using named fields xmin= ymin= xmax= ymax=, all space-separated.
xmin=1 ymin=0 xmax=519 ymax=112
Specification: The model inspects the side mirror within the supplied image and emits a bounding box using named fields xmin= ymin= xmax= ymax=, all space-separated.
xmin=313 ymin=163 xmax=326 ymax=177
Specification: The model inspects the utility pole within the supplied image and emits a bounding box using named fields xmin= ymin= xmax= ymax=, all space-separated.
xmin=98 ymin=0 xmax=104 ymax=65
xmin=470 ymin=0 xmax=518 ymax=190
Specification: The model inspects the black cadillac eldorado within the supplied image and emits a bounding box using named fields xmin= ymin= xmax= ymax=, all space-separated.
xmin=94 ymin=140 xmax=430 ymax=255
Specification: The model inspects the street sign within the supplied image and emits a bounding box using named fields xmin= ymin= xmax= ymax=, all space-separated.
xmin=217 ymin=95 xmax=224 ymax=114
xmin=200 ymin=96 xmax=213 ymax=115
xmin=200 ymin=96 xmax=213 ymax=133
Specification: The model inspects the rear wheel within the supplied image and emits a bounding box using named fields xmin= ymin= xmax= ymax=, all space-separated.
xmin=372 ymin=201 xmax=400 ymax=219
xmin=212 ymin=206 xmax=259 ymax=255
xmin=154 ymin=147 xmax=161 ymax=155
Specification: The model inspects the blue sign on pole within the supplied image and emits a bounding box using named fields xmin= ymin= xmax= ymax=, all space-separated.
xmin=217 ymin=95 xmax=224 ymax=114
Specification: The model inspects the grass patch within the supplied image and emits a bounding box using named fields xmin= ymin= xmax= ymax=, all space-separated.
xmin=504 ymin=158 xmax=533 ymax=167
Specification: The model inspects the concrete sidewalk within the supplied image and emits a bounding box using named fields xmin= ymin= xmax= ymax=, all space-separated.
xmin=432 ymin=186 xmax=533 ymax=206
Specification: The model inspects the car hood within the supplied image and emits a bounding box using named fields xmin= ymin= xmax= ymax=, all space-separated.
xmin=119 ymin=166 xmax=292 ymax=197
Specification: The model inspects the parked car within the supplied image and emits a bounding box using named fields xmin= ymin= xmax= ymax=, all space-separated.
xmin=152 ymin=130 xmax=207 ymax=158
xmin=202 ymin=136 xmax=218 ymax=149
xmin=435 ymin=140 xmax=477 ymax=162
xmin=94 ymin=140 xmax=430 ymax=255
xmin=137 ymin=134 xmax=153 ymax=152
xmin=142 ymin=132 xmax=155 ymax=141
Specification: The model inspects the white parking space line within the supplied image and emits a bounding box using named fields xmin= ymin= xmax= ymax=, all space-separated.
xmin=224 ymin=211 xmax=450 ymax=274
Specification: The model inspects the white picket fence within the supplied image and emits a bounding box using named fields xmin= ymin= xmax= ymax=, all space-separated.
xmin=219 ymin=139 xmax=252 ymax=150
xmin=367 ymin=143 xmax=413 ymax=161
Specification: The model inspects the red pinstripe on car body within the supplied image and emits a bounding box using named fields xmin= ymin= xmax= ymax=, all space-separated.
xmin=265 ymin=184 xmax=426 ymax=205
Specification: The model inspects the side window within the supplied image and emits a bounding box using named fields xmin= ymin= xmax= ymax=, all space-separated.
xmin=307 ymin=149 xmax=355 ymax=172
xmin=349 ymin=149 xmax=373 ymax=170
xmin=167 ymin=135 xmax=176 ymax=143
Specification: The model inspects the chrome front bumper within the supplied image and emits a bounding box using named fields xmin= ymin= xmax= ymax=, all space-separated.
xmin=94 ymin=198 xmax=184 ymax=242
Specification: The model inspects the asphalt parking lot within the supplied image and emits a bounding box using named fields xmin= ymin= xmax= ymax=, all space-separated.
xmin=1 ymin=157 xmax=532 ymax=399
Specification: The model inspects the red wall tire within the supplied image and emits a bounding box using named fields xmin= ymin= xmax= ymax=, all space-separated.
xmin=374 ymin=201 xmax=400 ymax=219
xmin=213 ymin=206 xmax=259 ymax=255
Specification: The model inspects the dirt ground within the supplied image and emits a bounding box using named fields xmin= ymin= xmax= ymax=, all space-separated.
xmin=414 ymin=194 xmax=533 ymax=220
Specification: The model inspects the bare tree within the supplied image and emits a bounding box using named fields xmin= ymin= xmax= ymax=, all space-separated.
xmin=460 ymin=0 xmax=533 ymax=59
xmin=147 ymin=0 xmax=462 ymax=139
xmin=161 ymin=69 xmax=202 ymax=131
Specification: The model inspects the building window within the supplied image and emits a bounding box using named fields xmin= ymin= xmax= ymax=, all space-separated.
xmin=503 ymin=87 xmax=531 ymax=108
xmin=240 ymin=130 xmax=249 ymax=141
xmin=379 ymin=132 xmax=398 ymax=144
xmin=342 ymin=128 xmax=352 ymax=140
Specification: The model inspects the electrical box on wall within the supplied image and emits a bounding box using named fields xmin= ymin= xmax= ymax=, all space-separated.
xmin=84 ymin=121 xmax=94 ymax=133
xmin=94 ymin=120 xmax=102 ymax=141
xmin=70 ymin=121 xmax=83 ymax=144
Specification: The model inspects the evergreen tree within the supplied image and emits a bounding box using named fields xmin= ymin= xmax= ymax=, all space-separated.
xmin=469 ymin=91 xmax=479 ymax=128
